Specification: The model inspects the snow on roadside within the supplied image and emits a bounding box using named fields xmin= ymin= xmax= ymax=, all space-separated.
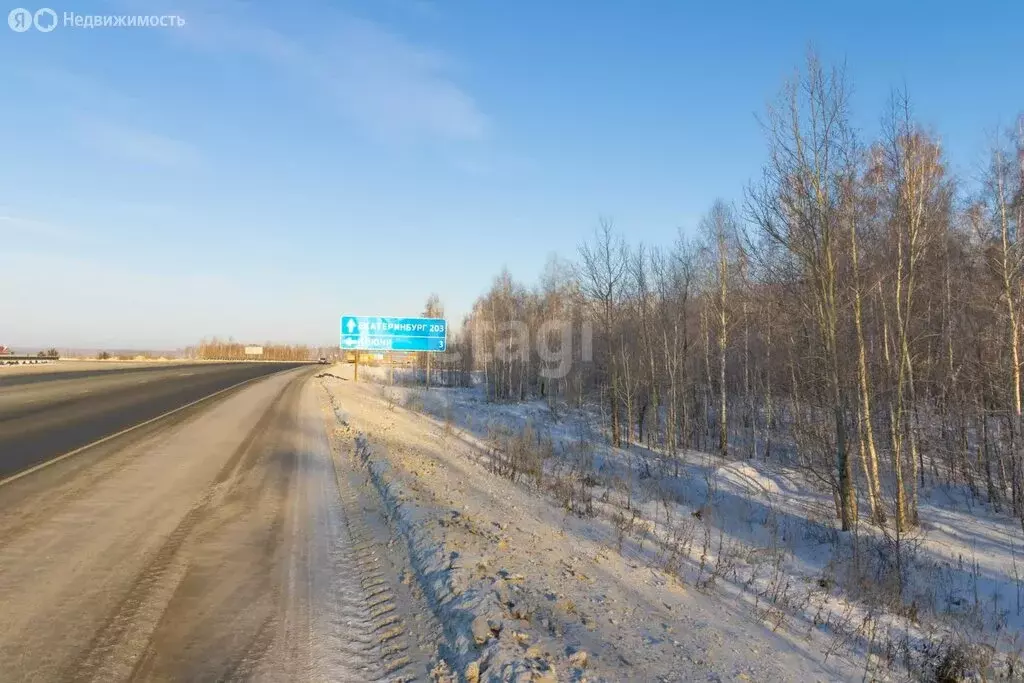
xmin=319 ymin=367 xmax=866 ymax=682
xmin=346 ymin=367 xmax=1024 ymax=680
xmin=319 ymin=377 xmax=547 ymax=682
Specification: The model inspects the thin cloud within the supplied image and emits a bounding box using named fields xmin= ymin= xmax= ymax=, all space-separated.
xmin=4 ymin=65 xmax=199 ymax=171
xmin=168 ymin=3 xmax=489 ymax=143
xmin=324 ymin=16 xmax=488 ymax=142
xmin=74 ymin=119 xmax=203 ymax=168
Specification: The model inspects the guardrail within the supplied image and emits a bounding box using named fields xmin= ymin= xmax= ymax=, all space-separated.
xmin=0 ymin=356 xmax=57 ymax=365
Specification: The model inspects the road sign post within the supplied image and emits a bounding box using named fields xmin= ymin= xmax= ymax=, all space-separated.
xmin=340 ymin=316 xmax=447 ymax=353
xmin=341 ymin=316 xmax=446 ymax=388
xmin=342 ymin=317 xmax=446 ymax=356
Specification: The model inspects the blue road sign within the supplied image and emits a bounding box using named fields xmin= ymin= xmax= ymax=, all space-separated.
xmin=340 ymin=315 xmax=447 ymax=352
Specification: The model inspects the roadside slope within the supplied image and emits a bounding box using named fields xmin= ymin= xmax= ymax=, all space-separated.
xmin=320 ymin=368 xmax=862 ymax=682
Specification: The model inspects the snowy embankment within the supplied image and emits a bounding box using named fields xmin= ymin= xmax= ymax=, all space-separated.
xmin=320 ymin=366 xmax=868 ymax=682
xmin=320 ymin=375 xmax=544 ymax=682
xmin=348 ymin=364 xmax=1024 ymax=681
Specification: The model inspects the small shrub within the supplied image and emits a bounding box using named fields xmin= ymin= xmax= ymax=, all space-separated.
xmin=661 ymin=516 xmax=697 ymax=579
xmin=486 ymin=421 xmax=553 ymax=488
xmin=925 ymin=639 xmax=974 ymax=683
xmin=403 ymin=389 xmax=425 ymax=412
xmin=548 ymin=437 xmax=597 ymax=517
xmin=550 ymin=469 xmax=595 ymax=517
xmin=610 ymin=505 xmax=639 ymax=553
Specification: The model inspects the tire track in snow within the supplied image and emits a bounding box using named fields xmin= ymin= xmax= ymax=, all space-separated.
xmin=249 ymin=382 xmax=431 ymax=682
xmin=320 ymin=422 xmax=423 ymax=681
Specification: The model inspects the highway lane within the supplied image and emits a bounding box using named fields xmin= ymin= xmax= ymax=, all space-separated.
xmin=0 ymin=365 xmax=439 ymax=681
xmin=0 ymin=362 xmax=310 ymax=480
xmin=0 ymin=363 xmax=206 ymax=388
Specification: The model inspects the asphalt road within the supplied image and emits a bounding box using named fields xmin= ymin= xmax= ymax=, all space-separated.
xmin=0 ymin=363 xmax=204 ymax=387
xmin=0 ymin=362 xmax=309 ymax=480
xmin=0 ymin=364 xmax=438 ymax=681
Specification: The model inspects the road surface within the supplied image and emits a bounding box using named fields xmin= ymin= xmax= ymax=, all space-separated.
xmin=0 ymin=362 xmax=307 ymax=480
xmin=0 ymin=365 xmax=440 ymax=681
xmin=0 ymin=360 xmax=198 ymax=381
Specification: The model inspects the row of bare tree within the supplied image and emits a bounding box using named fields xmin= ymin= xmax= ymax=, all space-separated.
xmin=186 ymin=338 xmax=314 ymax=362
xmin=451 ymin=53 xmax=1023 ymax=533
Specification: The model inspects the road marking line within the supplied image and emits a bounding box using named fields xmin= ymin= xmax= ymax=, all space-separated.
xmin=0 ymin=370 xmax=291 ymax=489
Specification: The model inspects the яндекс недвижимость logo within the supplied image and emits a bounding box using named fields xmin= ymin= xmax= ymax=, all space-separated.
xmin=7 ymin=8 xmax=184 ymax=32
xmin=8 ymin=7 xmax=56 ymax=32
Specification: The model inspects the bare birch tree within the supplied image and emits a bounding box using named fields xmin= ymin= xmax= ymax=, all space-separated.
xmin=578 ymin=219 xmax=628 ymax=447
xmin=747 ymin=51 xmax=859 ymax=530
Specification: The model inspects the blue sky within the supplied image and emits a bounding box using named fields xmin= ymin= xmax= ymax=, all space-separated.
xmin=0 ymin=0 xmax=1020 ymax=349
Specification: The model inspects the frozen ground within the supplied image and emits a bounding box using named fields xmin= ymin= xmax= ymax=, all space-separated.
xmin=325 ymin=363 xmax=1024 ymax=681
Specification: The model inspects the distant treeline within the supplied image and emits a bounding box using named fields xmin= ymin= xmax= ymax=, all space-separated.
xmin=186 ymin=338 xmax=314 ymax=361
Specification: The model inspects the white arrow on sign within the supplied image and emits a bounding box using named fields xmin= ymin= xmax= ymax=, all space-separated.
xmin=342 ymin=338 xmax=357 ymax=347
xmin=346 ymin=319 xmax=357 ymax=333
